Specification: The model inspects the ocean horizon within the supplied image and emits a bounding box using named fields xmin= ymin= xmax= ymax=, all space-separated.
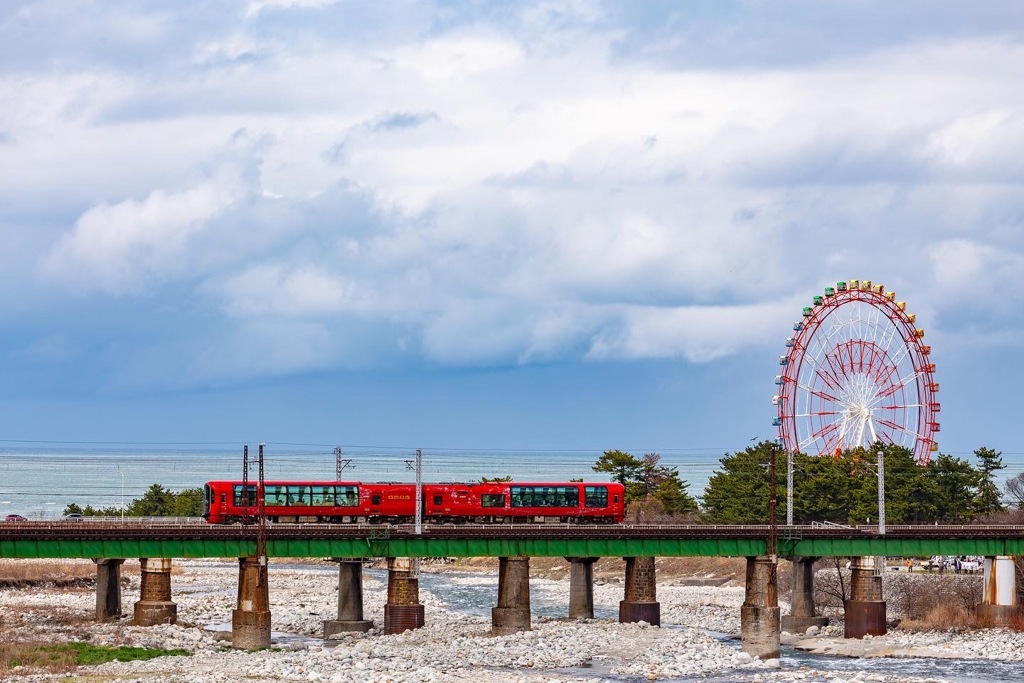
xmin=0 ymin=444 xmax=725 ymax=518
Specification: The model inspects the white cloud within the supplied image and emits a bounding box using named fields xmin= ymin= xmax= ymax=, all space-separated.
xmin=586 ymin=300 xmax=798 ymax=363
xmin=245 ymin=0 xmax=339 ymax=18
xmin=41 ymin=176 xmax=242 ymax=295
xmin=5 ymin=3 xmax=1024 ymax=387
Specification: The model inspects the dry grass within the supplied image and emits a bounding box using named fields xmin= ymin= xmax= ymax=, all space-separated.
xmin=0 ymin=560 xmax=97 ymax=587
xmin=0 ymin=639 xmax=77 ymax=675
xmin=899 ymin=601 xmax=979 ymax=632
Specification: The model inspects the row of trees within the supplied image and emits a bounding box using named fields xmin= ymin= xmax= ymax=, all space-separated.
xmin=593 ymin=442 xmax=1014 ymax=525
xmin=64 ymin=484 xmax=203 ymax=518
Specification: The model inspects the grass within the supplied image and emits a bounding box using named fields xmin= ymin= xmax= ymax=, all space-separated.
xmin=0 ymin=560 xmax=97 ymax=585
xmin=0 ymin=641 xmax=190 ymax=673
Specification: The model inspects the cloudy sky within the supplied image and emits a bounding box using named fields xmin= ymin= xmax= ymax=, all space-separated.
xmin=1 ymin=0 xmax=1022 ymax=475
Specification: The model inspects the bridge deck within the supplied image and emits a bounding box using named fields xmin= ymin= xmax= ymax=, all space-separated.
xmin=3 ymin=523 xmax=1024 ymax=559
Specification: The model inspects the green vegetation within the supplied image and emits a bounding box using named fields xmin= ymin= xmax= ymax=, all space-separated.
xmin=63 ymin=484 xmax=203 ymax=518
xmin=1 ymin=641 xmax=189 ymax=672
xmin=699 ymin=441 xmax=1012 ymax=525
xmin=593 ymin=450 xmax=698 ymax=519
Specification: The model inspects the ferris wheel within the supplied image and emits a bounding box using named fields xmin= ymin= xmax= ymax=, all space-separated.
xmin=773 ymin=280 xmax=940 ymax=464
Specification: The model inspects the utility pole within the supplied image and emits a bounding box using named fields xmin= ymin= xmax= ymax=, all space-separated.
xmin=257 ymin=443 xmax=267 ymax=579
xmin=242 ymin=444 xmax=250 ymax=524
xmin=405 ymin=449 xmax=423 ymax=535
xmin=334 ymin=446 xmax=352 ymax=480
xmin=786 ymin=449 xmax=794 ymax=526
xmin=117 ymin=465 xmax=125 ymax=523
xmin=877 ymin=450 xmax=886 ymax=535
xmin=768 ymin=449 xmax=777 ymax=561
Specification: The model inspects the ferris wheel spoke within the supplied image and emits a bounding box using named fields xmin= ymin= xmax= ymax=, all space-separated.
xmin=874 ymin=370 xmax=921 ymax=399
xmin=875 ymin=417 xmax=918 ymax=439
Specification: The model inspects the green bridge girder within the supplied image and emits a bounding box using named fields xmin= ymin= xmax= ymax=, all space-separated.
xmin=3 ymin=529 xmax=1024 ymax=559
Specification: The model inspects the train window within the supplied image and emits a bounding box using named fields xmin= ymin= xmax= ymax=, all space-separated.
xmin=286 ymin=485 xmax=310 ymax=506
xmin=555 ymin=486 xmax=578 ymax=507
xmin=372 ymin=495 xmax=381 ymax=505
xmin=337 ymin=485 xmax=359 ymax=507
xmin=481 ymin=494 xmax=505 ymax=508
xmin=221 ymin=493 xmax=226 ymax=503
xmin=510 ymin=486 xmax=531 ymax=507
xmin=433 ymin=494 xmax=443 ymax=505
xmin=265 ymin=486 xmax=287 ymax=507
xmin=233 ymin=485 xmax=257 ymax=507
xmin=311 ymin=486 xmax=332 ymax=505
xmin=584 ymin=486 xmax=608 ymax=508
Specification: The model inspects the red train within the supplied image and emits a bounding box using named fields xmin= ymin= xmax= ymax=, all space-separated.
xmin=203 ymin=480 xmax=625 ymax=524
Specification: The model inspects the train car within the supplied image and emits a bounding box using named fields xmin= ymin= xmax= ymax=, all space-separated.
xmin=423 ymin=481 xmax=624 ymax=524
xmin=203 ymin=479 xmax=624 ymax=524
xmin=204 ymin=480 xmax=379 ymax=524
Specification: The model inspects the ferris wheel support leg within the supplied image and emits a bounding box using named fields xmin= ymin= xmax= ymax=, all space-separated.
xmin=741 ymin=555 xmax=780 ymax=660
xmin=844 ymin=556 xmax=886 ymax=639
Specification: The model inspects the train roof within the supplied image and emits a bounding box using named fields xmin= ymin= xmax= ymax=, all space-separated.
xmin=205 ymin=479 xmax=619 ymax=487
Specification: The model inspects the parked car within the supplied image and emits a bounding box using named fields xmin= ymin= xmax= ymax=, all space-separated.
xmin=63 ymin=513 xmax=84 ymax=522
xmin=4 ymin=513 xmax=28 ymax=522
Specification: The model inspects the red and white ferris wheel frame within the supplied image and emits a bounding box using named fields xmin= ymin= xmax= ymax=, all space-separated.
xmin=773 ymin=280 xmax=940 ymax=464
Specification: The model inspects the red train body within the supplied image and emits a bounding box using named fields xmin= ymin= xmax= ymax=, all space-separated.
xmin=203 ymin=480 xmax=625 ymax=524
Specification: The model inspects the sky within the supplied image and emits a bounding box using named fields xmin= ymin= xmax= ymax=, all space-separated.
xmin=1 ymin=0 xmax=1023 ymax=483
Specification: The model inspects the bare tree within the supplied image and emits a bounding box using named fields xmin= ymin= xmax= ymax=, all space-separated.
xmin=813 ymin=557 xmax=850 ymax=617
xmin=1006 ymin=473 xmax=1024 ymax=509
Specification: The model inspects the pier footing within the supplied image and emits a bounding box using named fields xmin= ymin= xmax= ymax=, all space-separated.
xmin=618 ymin=556 xmax=660 ymax=626
xmin=133 ymin=558 xmax=177 ymax=626
xmin=232 ymin=557 xmax=271 ymax=650
xmin=844 ymin=556 xmax=886 ymax=639
xmin=492 ymin=556 xmax=532 ymax=635
xmin=740 ymin=555 xmax=780 ymax=660
xmin=324 ymin=559 xmax=373 ymax=636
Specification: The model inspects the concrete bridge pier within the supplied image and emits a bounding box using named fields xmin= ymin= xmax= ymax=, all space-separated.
xmin=978 ymin=556 xmax=1019 ymax=627
xmin=566 ymin=556 xmax=598 ymax=619
xmin=133 ymin=558 xmax=177 ymax=625
xmin=232 ymin=556 xmax=271 ymax=650
xmin=740 ymin=555 xmax=780 ymax=660
xmin=492 ymin=556 xmax=532 ymax=634
xmin=323 ymin=558 xmax=373 ymax=636
xmin=844 ymin=556 xmax=886 ymax=638
xmin=94 ymin=558 xmax=125 ymax=621
xmin=781 ymin=556 xmax=828 ymax=634
xmin=619 ymin=556 xmax=660 ymax=626
xmin=384 ymin=558 xmax=425 ymax=635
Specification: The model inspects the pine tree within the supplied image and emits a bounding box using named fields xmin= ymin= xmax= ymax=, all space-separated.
xmin=973 ymin=446 xmax=1005 ymax=515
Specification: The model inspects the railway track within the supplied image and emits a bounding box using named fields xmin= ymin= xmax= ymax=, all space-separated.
xmin=2 ymin=521 xmax=1024 ymax=542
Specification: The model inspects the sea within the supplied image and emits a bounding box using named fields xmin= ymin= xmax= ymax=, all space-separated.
xmin=0 ymin=444 xmax=726 ymax=518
